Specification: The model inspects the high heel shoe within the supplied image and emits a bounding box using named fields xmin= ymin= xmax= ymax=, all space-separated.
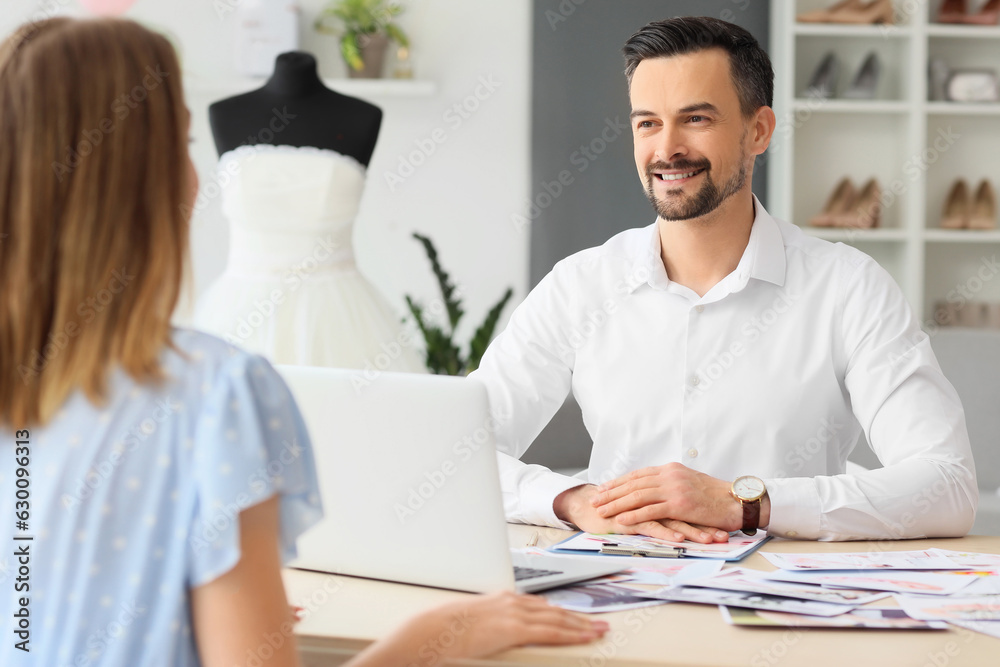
xmin=837 ymin=178 xmax=881 ymax=228
xmin=941 ymin=179 xmax=970 ymax=229
xmin=810 ymin=177 xmax=856 ymax=227
xmin=965 ymin=0 xmax=1000 ymax=25
xmin=969 ymin=180 xmax=997 ymax=229
xmin=929 ymin=58 xmax=950 ymax=101
xmin=828 ymin=0 xmax=895 ymax=24
xmin=936 ymin=0 xmax=969 ymax=23
xmin=844 ymin=52 xmax=881 ymax=99
xmin=803 ymin=52 xmax=839 ymax=99
xmin=798 ymin=0 xmax=863 ymax=22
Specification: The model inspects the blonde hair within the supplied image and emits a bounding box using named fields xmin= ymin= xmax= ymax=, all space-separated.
xmin=0 ymin=18 xmax=191 ymax=427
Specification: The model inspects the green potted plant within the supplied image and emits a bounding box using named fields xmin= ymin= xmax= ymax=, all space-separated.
xmin=405 ymin=233 xmax=514 ymax=376
xmin=314 ymin=0 xmax=409 ymax=79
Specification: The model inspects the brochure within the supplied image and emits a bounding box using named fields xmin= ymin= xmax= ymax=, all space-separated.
xmin=762 ymin=569 xmax=977 ymax=596
xmin=721 ymin=605 xmax=948 ymax=630
xmin=684 ymin=568 xmax=889 ymax=605
xmin=639 ymin=585 xmax=854 ymax=616
xmin=541 ymin=582 xmax=667 ymax=614
xmin=760 ymin=550 xmax=965 ymax=571
xmin=895 ymin=594 xmax=1000 ymax=622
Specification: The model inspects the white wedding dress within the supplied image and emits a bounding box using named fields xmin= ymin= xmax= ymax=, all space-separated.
xmin=193 ymin=144 xmax=424 ymax=372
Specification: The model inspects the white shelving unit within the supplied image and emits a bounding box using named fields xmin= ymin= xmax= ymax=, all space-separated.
xmin=768 ymin=0 xmax=1000 ymax=323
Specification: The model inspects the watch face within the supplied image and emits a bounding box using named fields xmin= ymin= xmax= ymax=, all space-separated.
xmin=733 ymin=475 xmax=765 ymax=500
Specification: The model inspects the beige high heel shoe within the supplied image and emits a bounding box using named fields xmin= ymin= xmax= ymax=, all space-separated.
xmin=810 ymin=177 xmax=856 ymax=227
xmin=798 ymin=0 xmax=864 ymax=23
xmin=969 ymin=180 xmax=997 ymax=230
xmin=829 ymin=0 xmax=895 ymax=24
xmin=941 ymin=179 xmax=970 ymax=229
xmin=836 ymin=178 xmax=881 ymax=228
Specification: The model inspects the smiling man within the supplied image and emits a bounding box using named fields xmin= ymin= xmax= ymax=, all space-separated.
xmin=470 ymin=17 xmax=977 ymax=542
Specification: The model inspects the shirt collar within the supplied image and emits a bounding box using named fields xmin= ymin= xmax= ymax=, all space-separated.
xmin=626 ymin=194 xmax=786 ymax=294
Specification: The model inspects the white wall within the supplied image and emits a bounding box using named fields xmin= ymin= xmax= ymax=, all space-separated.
xmin=0 ymin=0 xmax=531 ymax=345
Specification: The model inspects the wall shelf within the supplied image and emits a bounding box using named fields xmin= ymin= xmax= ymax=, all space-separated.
xmin=923 ymin=229 xmax=1000 ymax=242
xmin=793 ymin=23 xmax=913 ymax=37
xmin=805 ymin=228 xmax=909 ymax=242
xmin=792 ymin=99 xmax=912 ymax=113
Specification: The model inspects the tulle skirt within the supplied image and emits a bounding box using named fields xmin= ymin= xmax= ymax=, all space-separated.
xmin=193 ymin=266 xmax=426 ymax=373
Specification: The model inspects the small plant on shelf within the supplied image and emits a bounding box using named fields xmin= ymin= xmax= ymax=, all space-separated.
xmin=314 ymin=0 xmax=409 ymax=77
xmin=405 ymin=233 xmax=514 ymax=376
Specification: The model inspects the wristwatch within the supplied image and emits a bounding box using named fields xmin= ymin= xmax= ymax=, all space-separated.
xmin=731 ymin=475 xmax=766 ymax=536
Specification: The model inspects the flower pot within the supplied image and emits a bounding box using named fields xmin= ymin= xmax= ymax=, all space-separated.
xmin=348 ymin=32 xmax=389 ymax=79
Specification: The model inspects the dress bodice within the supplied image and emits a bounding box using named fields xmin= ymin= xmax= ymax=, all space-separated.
xmin=218 ymin=144 xmax=366 ymax=275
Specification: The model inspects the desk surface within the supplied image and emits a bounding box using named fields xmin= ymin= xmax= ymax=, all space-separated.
xmin=284 ymin=525 xmax=1000 ymax=666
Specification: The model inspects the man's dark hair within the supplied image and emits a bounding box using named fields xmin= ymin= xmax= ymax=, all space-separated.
xmin=622 ymin=16 xmax=773 ymax=117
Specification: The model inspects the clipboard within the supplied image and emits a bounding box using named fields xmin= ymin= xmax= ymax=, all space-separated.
xmin=550 ymin=531 xmax=771 ymax=562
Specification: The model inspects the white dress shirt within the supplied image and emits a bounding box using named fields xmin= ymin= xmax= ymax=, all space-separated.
xmin=471 ymin=197 xmax=978 ymax=541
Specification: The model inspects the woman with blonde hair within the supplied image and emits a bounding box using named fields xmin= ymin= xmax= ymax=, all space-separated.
xmin=0 ymin=17 xmax=607 ymax=666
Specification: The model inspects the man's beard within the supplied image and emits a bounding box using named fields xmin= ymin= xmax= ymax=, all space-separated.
xmin=644 ymin=154 xmax=747 ymax=222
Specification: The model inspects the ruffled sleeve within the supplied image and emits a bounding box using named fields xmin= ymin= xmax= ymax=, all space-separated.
xmin=186 ymin=352 xmax=323 ymax=587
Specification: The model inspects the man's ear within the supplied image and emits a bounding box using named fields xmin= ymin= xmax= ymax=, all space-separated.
xmin=748 ymin=106 xmax=776 ymax=157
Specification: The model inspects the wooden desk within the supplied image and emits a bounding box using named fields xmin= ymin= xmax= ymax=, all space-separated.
xmin=284 ymin=525 xmax=1000 ymax=666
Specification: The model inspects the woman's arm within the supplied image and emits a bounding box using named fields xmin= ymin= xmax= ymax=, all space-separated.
xmin=191 ymin=496 xmax=608 ymax=667
xmin=345 ymin=592 xmax=608 ymax=666
xmin=191 ymin=496 xmax=300 ymax=667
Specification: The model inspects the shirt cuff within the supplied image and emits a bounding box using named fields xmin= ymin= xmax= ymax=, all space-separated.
xmin=506 ymin=464 xmax=587 ymax=529
xmin=761 ymin=476 xmax=822 ymax=540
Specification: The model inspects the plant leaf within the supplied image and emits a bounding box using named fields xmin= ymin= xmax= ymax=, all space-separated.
xmin=340 ymin=33 xmax=364 ymax=71
xmin=412 ymin=232 xmax=464 ymax=332
xmin=466 ymin=287 xmax=514 ymax=373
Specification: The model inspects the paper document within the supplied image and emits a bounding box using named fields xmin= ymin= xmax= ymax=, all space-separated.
xmin=721 ymin=605 xmax=948 ymax=630
xmin=541 ymin=582 xmax=667 ymax=614
xmin=684 ymin=568 xmax=889 ymax=605
xmin=926 ymin=549 xmax=1000 ymax=569
xmin=760 ymin=550 xmax=964 ymax=571
xmin=640 ymin=585 xmax=854 ymax=616
xmin=895 ymin=594 xmax=1000 ymax=622
xmin=762 ymin=569 xmax=976 ymax=596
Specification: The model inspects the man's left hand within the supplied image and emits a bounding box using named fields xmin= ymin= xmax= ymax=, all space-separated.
xmin=591 ymin=463 xmax=769 ymax=532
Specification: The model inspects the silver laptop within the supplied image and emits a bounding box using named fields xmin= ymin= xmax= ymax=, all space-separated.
xmin=276 ymin=365 xmax=628 ymax=594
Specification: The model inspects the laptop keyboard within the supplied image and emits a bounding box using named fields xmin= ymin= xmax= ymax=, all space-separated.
xmin=514 ymin=565 xmax=564 ymax=581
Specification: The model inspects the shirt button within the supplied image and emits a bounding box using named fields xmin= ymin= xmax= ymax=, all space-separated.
xmin=690 ymin=375 xmax=700 ymax=386
xmin=695 ymin=305 xmax=705 ymax=313
xmin=787 ymin=530 xmax=798 ymax=538
xmin=687 ymin=448 xmax=698 ymax=458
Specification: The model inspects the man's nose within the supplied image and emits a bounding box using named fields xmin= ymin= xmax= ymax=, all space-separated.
xmin=654 ymin=125 xmax=688 ymax=163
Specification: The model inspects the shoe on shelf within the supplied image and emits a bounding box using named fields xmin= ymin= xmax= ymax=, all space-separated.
xmin=837 ymin=178 xmax=881 ymax=228
xmin=797 ymin=0 xmax=864 ymax=23
xmin=969 ymin=180 xmax=997 ymax=229
xmin=929 ymin=58 xmax=950 ymax=101
xmin=828 ymin=0 xmax=895 ymax=24
xmin=803 ymin=52 xmax=839 ymax=99
xmin=941 ymin=179 xmax=970 ymax=229
xmin=936 ymin=0 xmax=969 ymax=23
xmin=844 ymin=52 xmax=881 ymax=99
xmin=810 ymin=177 xmax=856 ymax=227
xmin=965 ymin=0 xmax=1000 ymax=25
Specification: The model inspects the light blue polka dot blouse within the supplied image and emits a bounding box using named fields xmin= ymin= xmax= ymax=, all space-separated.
xmin=0 ymin=328 xmax=323 ymax=666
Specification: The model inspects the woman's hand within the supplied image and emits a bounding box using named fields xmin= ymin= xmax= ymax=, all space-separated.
xmin=349 ymin=591 xmax=609 ymax=666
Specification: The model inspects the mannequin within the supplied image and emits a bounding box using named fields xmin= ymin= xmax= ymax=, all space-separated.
xmin=209 ymin=51 xmax=381 ymax=165
xmin=193 ymin=51 xmax=425 ymax=372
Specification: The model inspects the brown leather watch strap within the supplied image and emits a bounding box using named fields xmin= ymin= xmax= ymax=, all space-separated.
xmin=741 ymin=498 xmax=761 ymax=536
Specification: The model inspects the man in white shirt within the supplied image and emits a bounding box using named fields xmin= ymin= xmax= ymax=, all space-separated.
xmin=471 ymin=17 xmax=977 ymax=542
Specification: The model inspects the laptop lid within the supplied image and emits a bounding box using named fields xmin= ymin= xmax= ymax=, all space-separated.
xmin=276 ymin=365 xmax=516 ymax=593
